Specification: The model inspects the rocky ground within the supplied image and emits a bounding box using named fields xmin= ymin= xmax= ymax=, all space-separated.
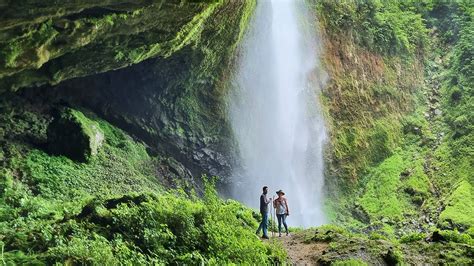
xmin=280 ymin=232 xmax=328 ymax=265
xmin=264 ymin=226 xmax=473 ymax=265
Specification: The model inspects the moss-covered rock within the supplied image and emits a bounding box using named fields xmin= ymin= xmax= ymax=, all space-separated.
xmin=12 ymin=0 xmax=256 ymax=180
xmin=47 ymin=108 xmax=104 ymax=162
xmin=318 ymin=0 xmax=473 ymax=236
xmin=439 ymin=181 xmax=474 ymax=231
xmin=316 ymin=0 xmax=426 ymax=183
xmin=0 ymin=0 xmax=250 ymax=92
xmin=294 ymin=226 xmax=473 ymax=265
xmin=358 ymin=153 xmax=406 ymax=221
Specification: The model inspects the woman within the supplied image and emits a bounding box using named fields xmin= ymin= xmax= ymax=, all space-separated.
xmin=273 ymin=190 xmax=289 ymax=237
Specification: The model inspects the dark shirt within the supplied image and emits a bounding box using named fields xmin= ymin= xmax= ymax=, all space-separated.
xmin=260 ymin=193 xmax=270 ymax=213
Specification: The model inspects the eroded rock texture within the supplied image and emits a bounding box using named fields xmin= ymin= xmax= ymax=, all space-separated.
xmin=2 ymin=0 xmax=255 ymax=179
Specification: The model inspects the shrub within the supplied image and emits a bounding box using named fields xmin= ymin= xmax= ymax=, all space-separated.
xmin=438 ymin=230 xmax=474 ymax=245
xmin=400 ymin=232 xmax=426 ymax=243
xmin=2 ymin=184 xmax=286 ymax=264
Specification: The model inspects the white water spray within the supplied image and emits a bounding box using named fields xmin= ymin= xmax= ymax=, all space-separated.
xmin=228 ymin=0 xmax=328 ymax=227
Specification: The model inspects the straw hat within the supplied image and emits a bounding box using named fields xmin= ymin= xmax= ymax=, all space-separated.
xmin=276 ymin=190 xmax=285 ymax=195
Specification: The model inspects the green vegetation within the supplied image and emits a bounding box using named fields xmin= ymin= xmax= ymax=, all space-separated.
xmin=439 ymin=181 xmax=474 ymax=230
xmin=400 ymin=232 xmax=426 ymax=243
xmin=332 ymin=258 xmax=368 ymax=266
xmin=359 ymin=153 xmax=406 ymax=221
xmin=315 ymin=0 xmax=427 ymax=183
xmin=1 ymin=183 xmax=285 ymax=264
xmin=438 ymin=230 xmax=474 ymax=246
xmin=431 ymin=0 xmax=474 ymax=233
xmin=0 ymin=0 xmax=472 ymax=264
xmin=0 ymin=1 xmax=255 ymax=92
xmin=298 ymin=225 xmax=472 ymax=265
xmin=0 ymin=101 xmax=285 ymax=264
xmin=315 ymin=0 xmax=429 ymax=56
xmin=47 ymin=108 xmax=105 ymax=162
xmin=1 ymin=19 xmax=58 ymax=70
xmin=318 ymin=0 xmax=473 ymax=240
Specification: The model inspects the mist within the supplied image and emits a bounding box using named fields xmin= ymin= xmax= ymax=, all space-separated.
xmin=227 ymin=0 xmax=328 ymax=227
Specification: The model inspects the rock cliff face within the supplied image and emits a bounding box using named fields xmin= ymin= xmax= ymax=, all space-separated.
xmin=0 ymin=1 xmax=473 ymax=264
xmin=1 ymin=0 xmax=255 ymax=179
xmin=1 ymin=1 xmax=251 ymax=90
xmin=316 ymin=0 xmax=473 ymax=237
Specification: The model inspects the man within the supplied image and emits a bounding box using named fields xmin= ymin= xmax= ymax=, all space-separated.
xmin=256 ymin=186 xmax=271 ymax=239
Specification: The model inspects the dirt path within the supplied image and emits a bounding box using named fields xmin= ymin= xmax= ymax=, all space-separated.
xmin=270 ymin=232 xmax=329 ymax=265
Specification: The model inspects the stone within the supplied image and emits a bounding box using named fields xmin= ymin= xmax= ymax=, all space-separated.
xmin=428 ymin=231 xmax=446 ymax=242
xmin=47 ymin=108 xmax=104 ymax=162
xmin=382 ymin=248 xmax=401 ymax=265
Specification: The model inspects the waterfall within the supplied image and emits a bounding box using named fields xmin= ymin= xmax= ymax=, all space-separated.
xmin=227 ymin=0 xmax=328 ymax=227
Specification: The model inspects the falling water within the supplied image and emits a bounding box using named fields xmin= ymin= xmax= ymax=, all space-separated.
xmin=228 ymin=0 xmax=328 ymax=227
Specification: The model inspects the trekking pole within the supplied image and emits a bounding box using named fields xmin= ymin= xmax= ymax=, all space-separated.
xmin=270 ymin=196 xmax=273 ymax=238
xmin=272 ymin=196 xmax=276 ymax=238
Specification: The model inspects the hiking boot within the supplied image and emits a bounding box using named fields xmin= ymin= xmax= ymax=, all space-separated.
xmin=262 ymin=235 xmax=269 ymax=239
xmin=278 ymin=233 xmax=282 ymax=237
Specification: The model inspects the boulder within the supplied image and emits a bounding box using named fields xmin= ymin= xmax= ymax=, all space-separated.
xmin=47 ymin=108 xmax=104 ymax=162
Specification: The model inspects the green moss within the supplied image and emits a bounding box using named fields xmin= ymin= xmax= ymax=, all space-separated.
xmin=401 ymin=110 xmax=434 ymax=144
xmin=402 ymin=155 xmax=431 ymax=200
xmin=26 ymin=112 xmax=158 ymax=200
xmin=165 ymin=0 xmax=224 ymax=57
xmin=3 ymin=42 xmax=22 ymax=68
xmin=332 ymin=258 xmax=368 ymax=266
xmin=176 ymin=125 xmax=186 ymax=138
xmin=315 ymin=0 xmax=429 ymax=56
xmin=367 ymin=118 xmax=401 ymax=163
xmin=329 ymin=116 xmax=402 ymax=181
xmin=310 ymin=224 xmax=351 ymax=242
xmin=466 ymin=227 xmax=474 ymax=238
xmin=368 ymin=232 xmax=389 ymax=241
xmin=1 ymin=1 xmax=253 ymax=91
xmin=380 ymin=223 xmax=396 ymax=237
xmin=1 ymin=19 xmax=59 ymax=70
xmin=404 ymin=167 xmax=429 ymax=195
xmin=400 ymin=232 xmax=426 ymax=243
xmin=359 ymin=153 xmax=406 ymax=221
xmin=234 ymin=0 xmax=257 ymax=50
xmin=121 ymin=0 xmax=228 ymax=65
xmin=49 ymin=108 xmax=104 ymax=161
xmin=438 ymin=230 xmax=474 ymax=245
xmin=439 ymin=181 xmax=474 ymax=230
